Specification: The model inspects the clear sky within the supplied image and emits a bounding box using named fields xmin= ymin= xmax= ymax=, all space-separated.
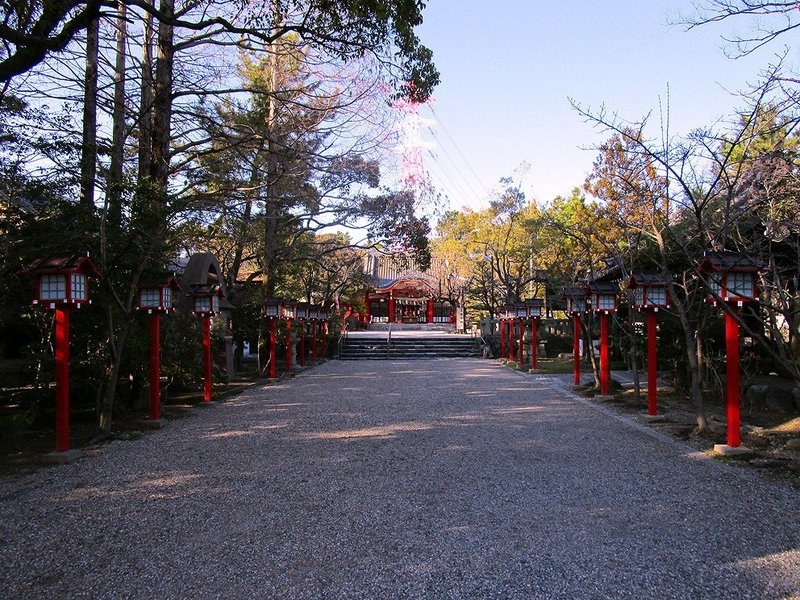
xmin=413 ymin=0 xmax=786 ymax=212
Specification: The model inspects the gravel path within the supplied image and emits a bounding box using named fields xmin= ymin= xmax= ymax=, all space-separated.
xmin=1 ymin=359 xmax=798 ymax=599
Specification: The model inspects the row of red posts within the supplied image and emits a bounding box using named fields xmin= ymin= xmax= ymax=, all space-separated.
xmin=496 ymin=299 xmax=544 ymax=372
xmin=263 ymin=298 xmax=330 ymax=380
xmin=21 ymin=255 xmax=332 ymax=457
xmin=498 ymin=252 xmax=761 ymax=453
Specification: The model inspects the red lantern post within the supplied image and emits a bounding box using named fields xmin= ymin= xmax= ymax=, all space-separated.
xmin=515 ymin=304 xmax=527 ymax=366
xmin=284 ymin=303 xmax=296 ymax=372
xmin=309 ymin=304 xmax=319 ymax=363
xmin=699 ymin=252 xmax=761 ymax=452
xmin=295 ymin=303 xmax=308 ymax=367
xmin=192 ymin=286 xmax=223 ymax=401
xmin=627 ymin=274 xmax=669 ymax=417
xmin=138 ymin=276 xmax=180 ymax=425
xmin=264 ymin=298 xmax=285 ymax=379
xmin=562 ymin=287 xmax=586 ymax=386
xmin=23 ymin=255 xmax=100 ymax=456
xmin=498 ymin=308 xmax=506 ymax=359
xmin=588 ymin=280 xmax=618 ymax=397
xmin=320 ymin=306 xmax=330 ymax=359
xmin=525 ymin=299 xmax=544 ymax=372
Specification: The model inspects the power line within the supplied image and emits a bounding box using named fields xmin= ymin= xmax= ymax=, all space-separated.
xmin=426 ymin=126 xmax=484 ymax=207
xmin=425 ymin=149 xmax=482 ymax=210
xmin=427 ymin=105 xmax=490 ymax=196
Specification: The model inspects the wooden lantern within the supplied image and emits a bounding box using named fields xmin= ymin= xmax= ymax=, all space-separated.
xmin=699 ymin=251 xmax=761 ymax=306
xmin=263 ymin=297 xmax=285 ymax=319
xmin=627 ymin=273 xmax=669 ymax=311
xmin=561 ymin=287 xmax=587 ymax=315
xmin=587 ymin=280 xmax=619 ymax=313
xmin=525 ymin=298 xmax=544 ymax=318
xmin=191 ymin=285 xmax=223 ymax=317
xmin=25 ymin=254 xmax=100 ymax=309
xmin=138 ymin=276 xmax=180 ymax=314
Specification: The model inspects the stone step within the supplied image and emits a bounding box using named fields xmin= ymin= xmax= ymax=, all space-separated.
xmin=339 ymin=336 xmax=482 ymax=360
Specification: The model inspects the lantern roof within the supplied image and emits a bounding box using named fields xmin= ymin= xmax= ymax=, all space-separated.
xmin=561 ymin=286 xmax=587 ymax=300
xmin=586 ymin=280 xmax=618 ymax=294
xmin=21 ymin=254 xmax=100 ymax=277
xmin=190 ymin=283 xmax=224 ymax=298
xmin=524 ymin=298 xmax=544 ymax=308
xmin=627 ymin=272 xmax=668 ymax=288
xmin=139 ymin=274 xmax=181 ymax=291
xmin=698 ymin=251 xmax=762 ymax=273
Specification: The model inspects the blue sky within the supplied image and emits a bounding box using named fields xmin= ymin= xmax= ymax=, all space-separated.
xmin=414 ymin=0 xmax=786 ymax=211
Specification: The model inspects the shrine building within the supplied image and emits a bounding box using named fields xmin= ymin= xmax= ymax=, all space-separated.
xmin=362 ymin=252 xmax=457 ymax=326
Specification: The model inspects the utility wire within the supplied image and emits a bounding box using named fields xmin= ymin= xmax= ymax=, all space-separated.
xmin=426 ymin=149 xmax=481 ymax=210
xmin=426 ymin=126 xmax=484 ymax=207
xmin=427 ymin=104 xmax=490 ymax=197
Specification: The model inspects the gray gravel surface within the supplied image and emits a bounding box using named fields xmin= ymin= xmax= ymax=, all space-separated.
xmin=1 ymin=359 xmax=798 ymax=599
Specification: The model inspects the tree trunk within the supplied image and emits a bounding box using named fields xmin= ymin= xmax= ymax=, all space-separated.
xmin=259 ymin=40 xmax=280 ymax=375
xmin=98 ymin=313 xmax=131 ymax=435
xmin=107 ymin=0 xmax=127 ymax=229
xmin=138 ymin=0 xmax=155 ymax=181
xmin=149 ymin=0 xmax=174 ymax=193
xmin=80 ymin=16 xmax=99 ymax=209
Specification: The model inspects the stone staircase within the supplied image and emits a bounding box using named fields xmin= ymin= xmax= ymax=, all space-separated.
xmin=338 ymin=334 xmax=482 ymax=360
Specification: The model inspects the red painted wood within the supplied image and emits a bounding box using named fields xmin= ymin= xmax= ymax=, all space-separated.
xmin=54 ymin=306 xmax=71 ymax=452
xmin=600 ymin=312 xmax=609 ymax=396
xmin=508 ymin=320 xmax=515 ymax=362
xmin=518 ymin=319 xmax=525 ymax=364
xmin=573 ymin=314 xmax=581 ymax=385
xmin=269 ymin=317 xmax=277 ymax=379
xmin=530 ymin=319 xmax=538 ymax=370
xmin=426 ymin=299 xmax=434 ymax=324
xmin=299 ymin=322 xmax=306 ymax=367
xmin=203 ymin=315 xmax=212 ymax=401
xmin=726 ymin=309 xmax=741 ymax=447
xmin=311 ymin=321 xmax=318 ymax=363
xmin=285 ymin=319 xmax=293 ymax=372
xmin=150 ymin=312 xmax=161 ymax=421
xmin=388 ymin=298 xmax=396 ymax=323
xmin=647 ymin=310 xmax=658 ymax=416
xmin=499 ymin=319 xmax=506 ymax=358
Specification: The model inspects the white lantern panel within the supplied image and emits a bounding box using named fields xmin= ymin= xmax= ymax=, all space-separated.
xmin=516 ymin=307 xmax=527 ymax=318
xmin=598 ymin=294 xmax=616 ymax=310
xmin=194 ymin=297 xmax=211 ymax=313
xmin=211 ymin=295 xmax=220 ymax=313
xmin=647 ymin=287 xmax=667 ymax=306
xmin=162 ymin=287 xmax=172 ymax=307
xmin=634 ymin=288 xmax=645 ymax=307
xmin=708 ymin=274 xmax=722 ymax=297
xmin=729 ymin=272 xmax=754 ymax=299
xmin=139 ymin=288 xmax=162 ymax=308
xmin=40 ymin=274 xmax=67 ymax=301
xmin=71 ymin=273 xmax=87 ymax=301
xmin=529 ymin=306 xmax=542 ymax=318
